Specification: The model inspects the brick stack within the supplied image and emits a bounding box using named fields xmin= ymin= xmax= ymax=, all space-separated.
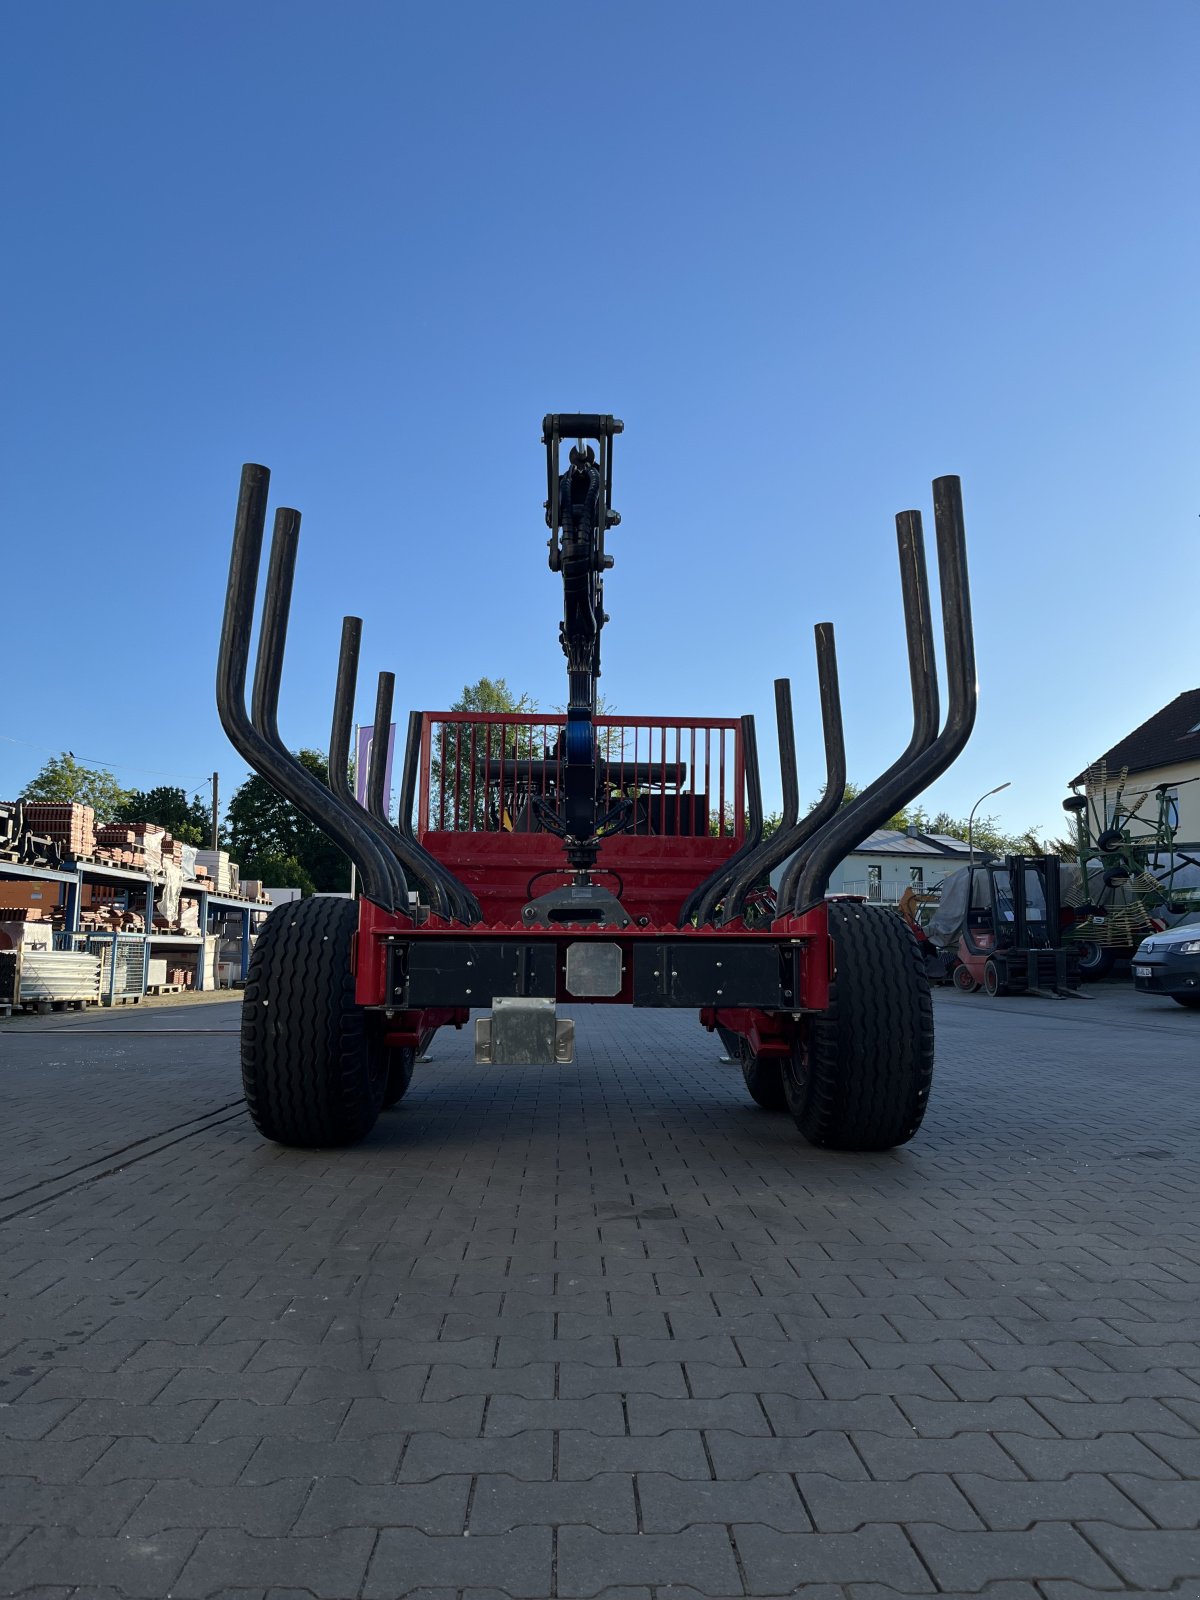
xmin=94 ymin=824 xmax=148 ymax=868
xmin=22 ymin=802 xmax=95 ymax=860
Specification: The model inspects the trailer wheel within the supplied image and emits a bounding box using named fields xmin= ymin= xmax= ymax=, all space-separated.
xmin=381 ymin=1045 xmax=416 ymax=1108
xmin=738 ymin=1041 xmax=789 ymax=1111
xmin=952 ymin=963 xmax=979 ymax=993
xmin=782 ymin=903 xmax=933 ymax=1151
xmin=241 ymin=896 xmax=386 ymax=1148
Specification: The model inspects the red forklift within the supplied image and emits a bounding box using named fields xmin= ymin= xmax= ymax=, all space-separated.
xmin=927 ymin=856 xmax=1083 ymax=996
xmin=217 ymin=416 xmax=978 ymax=1152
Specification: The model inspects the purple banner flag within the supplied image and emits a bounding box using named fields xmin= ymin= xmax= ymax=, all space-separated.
xmin=355 ymin=722 xmax=396 ymax=811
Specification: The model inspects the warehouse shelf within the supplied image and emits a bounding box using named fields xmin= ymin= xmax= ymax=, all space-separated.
xmin=0 ymin=860 xmax=77 ymax=884
xmin=0 ymin=855 xmax=273 ymax=996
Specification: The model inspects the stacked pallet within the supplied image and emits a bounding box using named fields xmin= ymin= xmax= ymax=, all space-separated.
xmin=78 ymin=904 xmax=145 ymax=934
xmin=196 ymin=850 xmax=234 ymax=893
xmin=94 ymin=824 xmax=149 ymax=868
xmin=23 ymin=802 xmax=95 ymax=859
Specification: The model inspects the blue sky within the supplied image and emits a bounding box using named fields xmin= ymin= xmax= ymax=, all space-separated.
xmin=3 ymin=2 xmax=1197 ymax=839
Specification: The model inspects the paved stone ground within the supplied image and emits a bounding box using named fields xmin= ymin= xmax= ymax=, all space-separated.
xmin=1 ymin=984 xmax=1198 ymax=1599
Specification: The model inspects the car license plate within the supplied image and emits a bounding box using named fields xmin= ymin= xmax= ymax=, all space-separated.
xmin=1135 ymin=965 xmax=1152 ymax=978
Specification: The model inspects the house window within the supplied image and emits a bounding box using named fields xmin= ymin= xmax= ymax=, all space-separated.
xmin=910 ymin=866 xmax=924 ymax=890
xmin=867 ymin=864 xmax=882 ymax=902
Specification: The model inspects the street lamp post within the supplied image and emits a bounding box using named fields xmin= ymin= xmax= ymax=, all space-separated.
xmin=968 ymin=781 xmax=1011 ymax=865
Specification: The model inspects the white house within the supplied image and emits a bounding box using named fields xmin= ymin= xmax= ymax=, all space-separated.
xmin=773 ymin=828 xmax=973 ymax=905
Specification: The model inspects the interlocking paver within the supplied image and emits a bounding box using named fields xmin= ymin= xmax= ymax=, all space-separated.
xmin=173 ymin=1527 xmax=375 ymax=1598
xmin=637 ymin=1470 xmax=812 ymax=1532
xmin=363 ymin=1525 xmax=553 ymax=1597
xmin=909 ymin=1521 xmax=1126 ymax=1588
xmin=733 ymin=1521 xmax=935 ymax=1590
xmin=793 ymin=1470 xmax=985 ymax=1532
xmin=557 ymin=1524 xmax=742 ymax=1595
xmin=3 ymin=988 xmax=1200 ymax=1597
xmin=468 ymin=1472 xmax=638 ymax=1533
xmin=955 ymin=1471 xmax=1154 ymax=1530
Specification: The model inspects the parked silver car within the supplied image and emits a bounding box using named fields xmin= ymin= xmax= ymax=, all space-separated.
xmin=1132 ymin=921 xmax=1200 ymax=1009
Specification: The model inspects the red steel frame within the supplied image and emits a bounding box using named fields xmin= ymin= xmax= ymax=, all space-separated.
xmin=354 ymin=711 xmax=834 ymax=1052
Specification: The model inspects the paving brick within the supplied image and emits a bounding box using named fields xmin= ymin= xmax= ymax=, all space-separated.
xmin=363 ymin=1526 xmax=552 ymax=1597
xmin=625 ymin=1392 xmax=772 ymax=1434
xmin=1110 ymin=1472 xmax=1200 ymax=1529
xmin=557 ymin=1524 xmax=741 ymax=1595
xmin=910 ymin=1522 xmax=1126 ymax=1589
xmin=398 ymin=1430 xmax=555 ymax=1481
xmin=468 ymin=1473 xmax=637 ymax=1534
xmin=86 ymin=1437 xmax=257 ymax=1485
xmin=0 ymin=1528 xmax=198 ymax=1595
xmin=0 ymin=1479 xmax=147 ymax=1537
xmin=556 ymin=1427 xmax=712 ymax=1480
xmin=852 ymin=1430 xmax=1026 ymax=1480
xmin=733 ymin=1522 xmax=935 ymax=1590
xmin=955 ymin=1472 xmax=1154 ymax=1531
xmin=173 ymin=1527 xmax=375 ymax=1598
xmin=559 ymin=1361 xmax=689 ymax=1398
xmin=760 ymin=1393 xmax=913 ymax=1436
xmin=638 ymin=1471 xmax=811 ymax=1532
xmin=794 ymin=1471 xmax=985 ymax=1532
xmin=240 ymin=1436 xmax=403 ymax=1484
xmin=705 ymin=1429 xmax=869 ymax=1480
xmin=1031 ymin=1395 xmax=1197 ymax=1437
xmin=995 ymin=1431 xmax=1182 ymax=1479
xmin=482 ymin=1394 xmax=627 ymax=1434
xmin=422 ymin=1362 xmax=555 ymax=1399
xmin=294 ymin=1476 xmax=472 ymax=1535
xmin=124 ymin=1479 xmax=310 ymax=1536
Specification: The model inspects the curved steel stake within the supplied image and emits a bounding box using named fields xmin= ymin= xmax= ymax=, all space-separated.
xmin=218 ymin=468 xmax=399 ymax=912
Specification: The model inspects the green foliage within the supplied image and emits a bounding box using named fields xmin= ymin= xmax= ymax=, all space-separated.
xmin=455 ymin=677 xmax=535 ymax=715
xmin=225 ymin=749 xmax=350 ymax=892
xmin=21 ymin=753 xmax=131 ymax=822
xmin=116 ymin=785 xmax=211 ymax=846
xmin=806 ymin=779 xmax=911 ymax=833
xmin=242 ymin=852 xmax=316 ymax=896
xmin=434 ymin=678 xmax=540 ymax=830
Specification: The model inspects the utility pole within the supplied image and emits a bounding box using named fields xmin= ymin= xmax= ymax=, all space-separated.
xmin=211 ymin=771 xmax=219 ymax=851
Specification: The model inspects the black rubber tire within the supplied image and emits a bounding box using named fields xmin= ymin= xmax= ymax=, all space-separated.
xmin=782 ymin=903 xmax=933 ymax=1151
xmin=1076 ymin=940 xmax=1116 ymax=980
xmin=1172 ymin=995 xmax=1200 ymax=1009
xmin=952 ymin=962 xmax=979 ymax=993
xmin=982 ymin=956 xmax=1008 ymax=997
xmin=739 ymin=1041 xmax=789 ymax=1111
xmin=241 ymin=896 xmax=386 ymax=1148
xmin=382 ymin=1045 xmax=416 ymax=1109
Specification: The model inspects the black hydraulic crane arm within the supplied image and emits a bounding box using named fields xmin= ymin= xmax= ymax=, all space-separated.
xmin=542 ymin=414 xmax=622 ymax=872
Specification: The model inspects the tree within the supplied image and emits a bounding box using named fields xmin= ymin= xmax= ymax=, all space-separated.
xmin=21 ymin=753 xmax=130 ymax=821
xmin=115 ymin=786 xmax=212 ymax=845
xmin=433 ymin=677 xmax=540 ymax=831
xmin=225 ymin=749 xmax=350 ymax=892
xmin=241 ymin=852 xmax=315 ymax=896
xmin=805 ymin=779 xmax=912 ymax=833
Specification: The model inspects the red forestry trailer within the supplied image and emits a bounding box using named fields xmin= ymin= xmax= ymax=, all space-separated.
xmin=217 ymin=416 xmax=976 ymax=1151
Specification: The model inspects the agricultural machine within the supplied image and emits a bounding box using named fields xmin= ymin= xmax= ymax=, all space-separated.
xmin=1061 ymin=765 xmax=1200 ymax=978
xmin=217 ymin=416 xmax=977 ymax=1152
